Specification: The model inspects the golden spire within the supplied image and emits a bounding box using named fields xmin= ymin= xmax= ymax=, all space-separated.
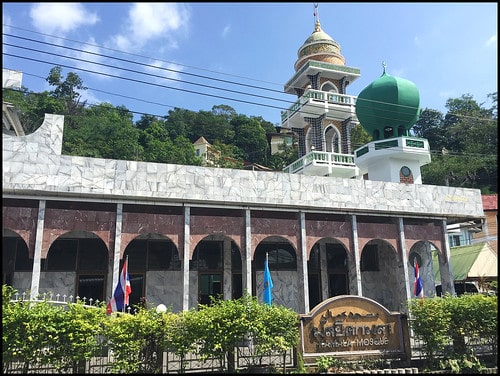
xmin=314 ymin=3 xmax=321 ymax=31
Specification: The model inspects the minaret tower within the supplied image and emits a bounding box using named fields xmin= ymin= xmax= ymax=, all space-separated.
xmin=353 ymin=63 xmax=431 ymax=184
xmin=280 ymin=4 xmax=361 ymax=178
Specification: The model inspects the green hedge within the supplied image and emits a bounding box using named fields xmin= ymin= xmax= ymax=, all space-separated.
xmin=2 ymin=286 xmax=299 ymax=373
xmin=408 ymin=293 xmax=497 ymax=372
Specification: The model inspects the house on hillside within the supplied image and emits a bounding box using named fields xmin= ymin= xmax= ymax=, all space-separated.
xmin=193 ymin=136 xmax=219 ymax=166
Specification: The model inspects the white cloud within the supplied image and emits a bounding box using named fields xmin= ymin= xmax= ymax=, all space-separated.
xmin=145 ymin=61 xmax=183 ymax=86
xmin=29 ymin=3 xmax=99 ymax=35
xmin=2 ymin=14 xmax=12 ymax=31
xmin=72 ymin=37 xmax=116 ymax=80
xmin=110 ymin=3 xmax=190 ymax=52
xmin=80 ymin=89 xmax=102 ymax=107
xmin=222 ymin=25 xmax=231 ymax=38
xmin=485 ymin=34 xmax=497 ymax=47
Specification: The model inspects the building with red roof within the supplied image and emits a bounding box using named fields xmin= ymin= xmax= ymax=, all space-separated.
xmin=473 ymin=194 xmax=498 ymax=254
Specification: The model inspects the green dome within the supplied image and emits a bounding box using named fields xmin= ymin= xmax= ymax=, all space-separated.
xmin=355 ymin=68 xmax=421 ymax=140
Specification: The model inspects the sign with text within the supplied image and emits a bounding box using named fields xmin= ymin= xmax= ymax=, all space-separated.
xmin=299 ymin=295 xmax=409 ymax=361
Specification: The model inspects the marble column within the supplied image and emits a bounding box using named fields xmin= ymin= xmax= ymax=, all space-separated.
xmin=30 ymin=199 xmax=45 ymax=300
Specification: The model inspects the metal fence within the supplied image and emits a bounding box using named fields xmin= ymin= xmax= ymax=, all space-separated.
xmin=4 ymin=297 xmax=497 ymax=374
xmin=3 ymin=347 xmax=295 ymax=374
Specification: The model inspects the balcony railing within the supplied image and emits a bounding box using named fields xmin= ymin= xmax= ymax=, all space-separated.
xmin=283 ymin=150 xmax=357 ymax=178
xmin=281 ymin=89 xmax=357 ymax=124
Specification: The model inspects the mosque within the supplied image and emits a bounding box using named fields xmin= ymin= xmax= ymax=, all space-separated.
xmin=2 ymin=7 xmax=484 ymax=315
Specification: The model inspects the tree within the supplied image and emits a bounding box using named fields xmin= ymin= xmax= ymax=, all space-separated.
xmin=251 ymin=116 xmax=278 ymax=134
xmin=2 ymin=87 xmax=64 ymax=134
xmin=267 ymin=139 xmax=298 ymax=171
xmin=231 ymin=114 xmax=269 ymax=165
xmin=349 ymin=123 xmax=372 ymax=150
xmin=135 ymin=114 xmax=159 ymax=131
xmin=192 ymin=109 xmax=235 ymax=144
xmin=211 ymin=104 xmax=237 ymax=122
xmin=46 ymin=66 xmax=87 ymax=129
xmin=170 ymin=135 xmax=203 ymax=166
xmin=211 ymin=140 xmax=245 ymax=169
xmin=163 ymin=107 xmax=196 ymax=140
xmin=140 ymin=119 xmax=175 ymax=163
xmin=413 ymin=109 xmax=447 ymax=149
xmin=63 ymin=103 xmax=143 ymax=161
xmin=418 ymin=93 xmax=497 ymax=193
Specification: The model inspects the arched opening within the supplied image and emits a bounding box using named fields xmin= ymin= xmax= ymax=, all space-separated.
xmin=124 ymin=233 xmax=181 ymax=310
xmin=360 ymin=239 xmax=400 ymax=311
xmin=409 ymin=241 xmax=439 ymax=298
xmin=384 ymin=126 xmax=394 ymax=139
xmin=253 ymin=237 xmax=297 ymax=309
xmin=324 ymin=124 xmax=341 ymax=153
xmin=308 ymin=244 xmax=321 ymax=309
xmin=305 ymin=127 xmax=313 ymax=153
xmin=326 ymin=242 xmax=350 ymax=297
xmin=321 ymin=81 xmax=338 ymax=93
xmin=2 ymin=229 xmax=32 ymax=287
xmin=191 ymin=235 xmax=242 ymax=306
xmin=46 ymin=231 xmax=108 ymax=303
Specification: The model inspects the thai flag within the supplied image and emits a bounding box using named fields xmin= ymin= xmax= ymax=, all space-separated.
xmin=263 ymin=253 xmax=273 ymax=306
xmin=414 ymin=259 xmax=424 ymax=299
xmin=106 ymin=257 xmax=132 ymax=314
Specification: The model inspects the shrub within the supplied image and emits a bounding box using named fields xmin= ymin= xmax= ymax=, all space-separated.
xmin=409 ymin=294 xmax=497 ymax=371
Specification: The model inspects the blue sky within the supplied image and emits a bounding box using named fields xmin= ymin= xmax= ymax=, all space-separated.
xmin=2 ymin=2 xmax=497 ymax=125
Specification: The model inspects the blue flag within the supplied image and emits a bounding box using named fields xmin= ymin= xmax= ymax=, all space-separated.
xmin=263 ymin=253 xmax=273 ymax=305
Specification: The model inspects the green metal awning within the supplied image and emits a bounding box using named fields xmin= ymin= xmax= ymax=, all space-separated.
xmin=433 ymin=242 xmax=496 ymax=282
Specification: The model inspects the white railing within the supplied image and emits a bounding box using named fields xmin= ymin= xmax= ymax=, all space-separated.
xmin=281 ymin=89 xmax=357 ymax=123
xmin=10 ymin=290 xmax=102 ymax=308
xmin=283 ymin=150 xmax=356 ymax=174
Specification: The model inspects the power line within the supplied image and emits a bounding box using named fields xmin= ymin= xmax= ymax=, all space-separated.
xmin=3 ymin=24 xmax=285 ymax=88
xmin=4 ymin=52 xmax=290 ymax=112
xmin=4 ymin=33 xmax=286 ymax=96
xmin=3 ymin=44 xmax=288 ymax=105
xmin=3 ymin=26 xmax=497 ymax=125
xmin=2 ymin=27 xmax=434 ymax=124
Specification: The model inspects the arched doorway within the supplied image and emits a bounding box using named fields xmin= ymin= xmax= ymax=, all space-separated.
xmin=326 ymin=242 xmax=350 ymax=297
xmin=253 ymin=237 xmax=297 ymax=310
xmin=191 ymin=235 xmax=242 ymax=306
xmin=45 ymin=231 xmax=108 ymax=303
xmin=123 ymin=233 xmax=181 ymax=310
xmin=409 ymin=240 xmax=438 ymax=298
xmin=2 ymin=229 xmax=32 ymax=289
xmin=360 ymin=239 xmax=400 ymax=311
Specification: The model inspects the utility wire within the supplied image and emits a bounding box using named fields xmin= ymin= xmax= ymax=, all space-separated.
xmin=4 ymin=52 xmax=289 ymax=112
xmin=3 ymin=24 xmax=285 ymax=88
xmin=3 ymin=26 xmax=496 ymax=124
xmin=4 ymin=33 xmax=286 ymax=95
xmin=4 ymin=24 xmax=497 ymax=124
xmin=3 ymin=44 xmax=288 ymax=105
xmin=4 ymin=28 xmax=436 ymax=124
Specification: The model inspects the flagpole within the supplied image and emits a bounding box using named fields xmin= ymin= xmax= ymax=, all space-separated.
xmin=263 ymin=252 xmax=273 ymax=306
xmin=123 ymin=255 xmax=128 ymax=313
